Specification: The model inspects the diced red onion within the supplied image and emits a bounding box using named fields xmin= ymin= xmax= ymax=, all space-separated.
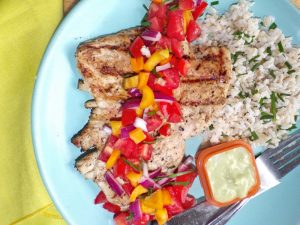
xmin=196 ymin=0 xmax=203 ymax=5
xmin=122 ymin=98 xmax=141 ymax=110
xmin=143 ymin=163 xmax=149 ymax=177
xmin=141 ymin=30 xmax=162 ymax=42
xmin=134 ymin=117 xmax=148 ymax=132
xmin=139 ymin=176 xmax=162 ymax=190
xmin=177 ymin=155 xmax=194 ymax=172
xmin=157 ymin=177 xmax=172 ymax=186
xmin=129 ymin=199 xmax=142 ymax=221
xmin=154 ymin=92 xmax=175 ymax=103
xmin=120 ymin=125 xmax=135 ymax=139
xmin=128 ymin=88 xmax=142 ymax=97
xmin=149 ymin=168 xmax=162 ymax=179
xmin=104 ymin=171 xmax=125 ymax=196
xmin=156 ymin=63 xmax=171 ymax=72
xmin=103 ymin=125 xmax=112 ymax=135
xmin=140 ymin=45 xmax=151 ymax=58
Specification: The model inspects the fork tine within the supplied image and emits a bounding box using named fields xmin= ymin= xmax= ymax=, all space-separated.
xmin=279 ymin=155 xmax=300 ymax=177
xmin=262 ymin=129 xmax=300 ymax=158
xmin=273 ymin=144 xmax=300 ymax=168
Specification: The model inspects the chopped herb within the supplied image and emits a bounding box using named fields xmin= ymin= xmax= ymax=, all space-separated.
xmin=251 ymin=88 xmax=259 ymax=95
xmin=259 ymin=21 xmax=264 ymax=26
xmin=270 ymin=91 xmax=277 ymax=120
xmin=151 ymin=68 xmax=162 ymax=78
xmin=209 ymin=124 xmax=214 ymax=130
xmin=251 ymin=62 xmax=261 ymax=71
xmin=122 ymin=73 xmax=136 ymax=78
xmin=126 ymin=213 xmax=134 ymax=221
xmin=238 ymin=91 xmax=249 ymax=99
xmin=268 ymin=69 xmax=276 ymax=78
xmin=259 ymin=97 xmax=267 ymax=108
xmin=265 ymin=46 xmax=272 ymax=56
xmin=278 ymin=41 xmax=284 ymax=53
xmin=166 ymin=181 xmax=190 ymax=186
xmin=169 ymin=4 xmax=178 ymax=10
xmin=142 ymin=4 xmax=149 ymax=11
xmin=260 ymin=112 xmax=274 ymax=120
xmin=122 ymin=158 xmax=141 ymax=171
xmin=285 ymin=61 xmax=292 ymax=70
xmin=148 ymin=110 xmax=157 ymax=116
xmin=211 ymin=1 xmax=219 ymax=6
xmin=249 ymin=130 xmax=259 ymax=141
xmin=231 ymin=51 xmax=244 ymax=64
xmin=266 ymin=139 xmax=274 ymax=145
xmin=295 ymin=115 xmax=298 ymax=122
xmin=269 ymin=22 xmax=277 ymax=30
xmin=277 ymin=93 xmax=290 ymax=102
xmin=155 ymin=170 xmax=193 ymax=180
xmin=237 ymin=73 xmax=248 ymax=77
xmin=249 ymin=55 xmax=260 ymax=63
xmin=141 ymin=21 xmax=151 ymax=27
xmin=233 ymin=30 xmax=243 ymax=37
xmin=287 ymin=124 xmax=297 ymax=131
xmin=288 ymin=69 xmax=296 ymax=74
xmin=143 ymin=137 xmax=162 ymax=144
xmin=221 ymin=132 xmax=229 ymax=137
xmin=146 ymin=188 xmax=154 ymax=196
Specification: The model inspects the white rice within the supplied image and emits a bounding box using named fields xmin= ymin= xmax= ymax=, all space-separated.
xmin=198 ymin=0 xmax=300 ymax=148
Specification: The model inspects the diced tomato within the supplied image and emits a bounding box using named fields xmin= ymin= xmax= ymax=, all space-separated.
xmin=159 ymin=123 xmax=171 ymax=136
xmin=165 ymin=187 xmax=184 ymax=217
xmin=114 ymin=138 xmax=138 ymax=158
xmin=133 ymin=214 xmax=151 ymax=225
xmin=154 ymin=84 xmax=173 ymax=97
xmin=157 ymin=36 xmax=172 ymax=50
xmin=148 ymin=3 xmax=168 ymax=20
xmin=98 ymin=144 xmax=113 ymax=162
xmin=122 ymin=109 xmax=137 ymax=126
xmin=122 ymin=183 xmax=134 ymax=195
xmin=182 ymin=194 xmax=196 ymax=209
xmin=171 ymin=38 xmax=183 ymax=58
xmin=103 ymin=202 xmax=121 ymax=213
xmin=177 ymin=58 xmax=190 ymax=76
xmin=107 ymin=135 xmax=119 ymax=147
xmin=113 ymin=158 xmax=131 ymax=179
xmin=114 ymin=212 xmax=130 ymax=225
xmin=144 ymin=133 xmax=155 ymax=143
xmin=168 ymin=102 xmax=182 ymax=123
xmin=186 ymin=20 xmax=201 ymax=42
xmin=138 ymin=144 xmax=153 ymax=161
xmin=192 ymin=1 xmax=208 ymax=20
xmin=94 ymin=191 xmax=107 ymax=204
xmin=145 ymin=115 xmax=163 ymax=131
xmin=149 ymin=16 xmax=164 ymax=32
xmin=130 ymin=37 xmax=145 ymax=58
xmin=167 ymin=10 xmax=185 ymax=41
xmin=159 ymin=102 xmax=172 ymax=118
xmin=179 ymin=0 xmax=194 ymax=10
xmin=163 ymin=68 xmax=180 ymax=89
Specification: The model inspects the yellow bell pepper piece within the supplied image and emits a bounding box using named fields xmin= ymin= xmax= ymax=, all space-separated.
xmin=131 ymin=57 xmax=144 ymax=73
xmin=144 ymin=189 xmax=164 ymax=210
xmin=138 ymin=72 xmax=150 ymax=90
xmin=106 ymin=149 xmax=121 ymax=170
xmin=183 ymin=10 xmax=193 ymax=33
xmin=140 ymin=86 xmax=155 ymax=109
xmin=126 ymin=171 xmax=142 ymax=187
xmin=136 ymin=107 xmax=144 ymax=117
xmin=110 ymin=121 xmax=122 ymax=136
xmin=155 ymin=208 xmax=169 ymax=225
xmin=162 ymin=189 xmax=172 ymax=206
xmin=129 ymin=128 xmax=146 ymax=144
xmin=123 ymin=75 xmax=139 ymax=90
xmin=141 ymin=199 xmax=156 ymax=214
xmin=159 ymin=54 xmax=173 ymax=65
xmin=130 ymin=185 xmax=148 ymax=202
xmin=152 ymin=0 xmax=162 ymax=4
xmin=144 ymin=49 xmax=170 ymax=72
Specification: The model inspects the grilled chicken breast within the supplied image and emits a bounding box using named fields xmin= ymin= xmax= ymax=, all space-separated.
xmin=73 ymin=27 xmax=232 ymax=210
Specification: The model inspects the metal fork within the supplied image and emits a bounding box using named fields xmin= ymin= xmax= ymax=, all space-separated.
xmin=167 ymin=129 xmax=300 ymax=225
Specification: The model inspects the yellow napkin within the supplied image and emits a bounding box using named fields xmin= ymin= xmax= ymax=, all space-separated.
xmin=0 ymin=0 xmax=66 ymax=224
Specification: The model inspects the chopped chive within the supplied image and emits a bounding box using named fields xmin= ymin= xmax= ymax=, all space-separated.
xmin=287 ymin=124 xmax=297 ymax=131
xmin=285 ymin=61 xmax=292 ymax=70
xmin=265 ymin=47 xmax=272 ymax=56
xmin=211 ymin=1 xmax=219 ymax=6
xmin=277 ymin=93 xmax=290 ymax=102
xmin=141 ymin=21 xmax=151 ymax=27
xmin=155 ymin=170 xmax=194 ymax=180
xmin=122 ymin=158 xmax=141 ymax=171
xmin=209 ymin=124 xmax=214 ymax=130
xmin=260 ymin=112 xmax=274 ymax=120
xmin=270 ymin=92 xmax=277 ymax=120
xmin=268 ymin=69 xmax=276 ymax=78
xmin=148 ymin=110 xmax=157 ymax=116
xmin=249 ymin=130 xmax=259 ymax=141
xmin=259 ymin=21 xmax=264 ymax=26
xmin=259 ymin=97 xmax=267 ymax=108
xmin=251 ymin=88 xmax=259 ymax=95
xmin=169 ymin=4 xmax=178 ymax=10
xmin=231 ymin=51 xmax=244 ymax=64
xmin=269 ymin=22 xmax=277 ymax=30
xmin=295 ymin=115 xmax=298 ymax=122
xmin=126 ymin=213 xmax=134 ymax=221
xmin=221 ymin=132 xmax=229 ymax=137
xmin=278 ymin=41 xmax=284 ymax=53
xmin=238 ymin=92 xmax=249 ymax=99
xmin=288 ymin=69 xmax=296 ymax=74
xmin=142 ymin=4 xmax=149 ymax=11
xmin=251 ymin=62 xmax=261 ymax=71
xmin=249 ymin=55 xmax=260 ymax=63
xmin=166 ymin=181 xmax=190 ymax=187
xmin=237 ymin=73 xmax=248 ymax=77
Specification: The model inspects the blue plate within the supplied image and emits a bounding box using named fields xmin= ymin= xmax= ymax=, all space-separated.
xmin=32 ymin=0 xmax=300 ymax=224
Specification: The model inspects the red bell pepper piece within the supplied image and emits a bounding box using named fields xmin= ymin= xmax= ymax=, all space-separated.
xmin=138 ymin=144 xmax=153 ymax=161
xmin=179 ymin=0 xmax=195 ymax=10
xmin=130 ymin=37 xmax=145 ymax=58
xmin=177 ymin=58 xmax=190 ymax=76
xmin=121 ymin=109 xmax=137 ymax=126
xmin=113 ymin=212 xmax=130 ymax=225
xmin=167 ymin=10 xmax=185 ymax=41
xmin=103 ymin=202 xmax=121 ymax=213
xmin=145 ymin=115 xmax=163 ymax=132
xmin=165 ymin=187 xmax=185 ymax=217
xmin=192 ymin=1 xmax=208 ymax=20
xmin=159 ymin=123 xmax=171 ymax=136
xmin=94 ymin=191 xmax=107 ymax=204
xmin=186 ymin=20 xmax=201 ymax=43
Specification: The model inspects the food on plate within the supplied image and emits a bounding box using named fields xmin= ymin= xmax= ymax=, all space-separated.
xmin=196 ymin=140 xmax=260 ymax=207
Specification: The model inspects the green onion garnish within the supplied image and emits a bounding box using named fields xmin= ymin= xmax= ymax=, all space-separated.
xmin=287 ymin=124 xmax=297 ymax=131
xmin=211 ymin=1 xmax=219 ymax=6
xmin=141 ymin=21 xmax=151 ymax=27
xmin=209 ymin=124 xmax=214 ymax=130
xmin=260 ymin=112 xmax=274 ymax=120
xmin=269 ymin=22 xmax=277 ymax=30
xmin=122 ymin=158 xmax=141 ymax=171
xmin=238 ymin=92 xmax=249 ymax=99
xmin=251 ymin=62 xmax=261 ymax=71
xmin=166 ymin=181 xmax=190 ymax=186
xmin=169 ymin=4 xmax=179 ymax=10
xmin=231 ymin=51 xmax=244 ymax=64
xmin=249 ymin=55 xmax=260 ymax=63
xmin=251 ymin=88 xmax=259 ymax=95
xmin=155 ymin=170 xmax=194 ymax=180
xmin=277 ymin=93 xmax=291 ymax=102
xmin=285 ymin=61 xmax=292 ymax=70
xmin=278 ymin=41 xmax=284 ymax=53
xmin=249 ymin=130 xmax=259 ymax=141
xmin=288 ymin=70 xmax=296 ymax=74
xmin=237 ymin=73 xmax=248 ymax=77
xmin=143 ymin=4 xmax=149 ymax=11
xmin=265 ymin=47 xmax=272 ymax=56
xmin=270 ymin=91 xmax=277 ymax=120
xmin=268 ymin=69 xmax=276 ymax=78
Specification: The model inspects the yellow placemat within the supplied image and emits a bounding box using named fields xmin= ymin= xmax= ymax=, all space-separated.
xmin=0 ymin=0 xmax=66 ymax=224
